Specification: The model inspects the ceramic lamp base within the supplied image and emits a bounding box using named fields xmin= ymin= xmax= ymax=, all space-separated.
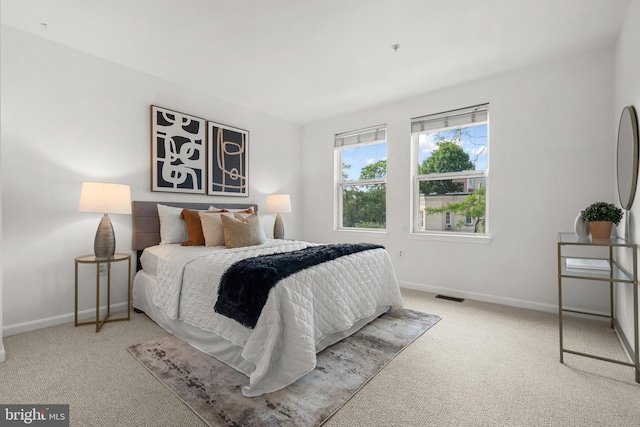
xmin=94 ymin=214 xmax=115 ymax=258
xmin=273 ymin=213 xmax=285 ymax=240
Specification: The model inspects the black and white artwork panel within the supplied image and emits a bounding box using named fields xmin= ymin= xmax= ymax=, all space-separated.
xmin=207 ymin=121 xmax=249 ymax=197
xmin=151 ymin=105 xmax=206 ymax=194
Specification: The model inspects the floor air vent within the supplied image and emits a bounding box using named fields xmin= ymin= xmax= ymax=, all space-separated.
xmin=435 ymin=294 xmax=465 ymax=303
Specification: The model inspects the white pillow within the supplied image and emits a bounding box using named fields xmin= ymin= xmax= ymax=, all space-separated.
xmin=198 ymin=211 xmax=233 ymax=247
xmin=157 ymin=204 xmax=187 ymax=245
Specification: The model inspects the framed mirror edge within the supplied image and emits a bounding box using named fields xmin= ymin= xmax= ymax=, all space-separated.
xmin=616 ymin=105 xmax=639 ymax=210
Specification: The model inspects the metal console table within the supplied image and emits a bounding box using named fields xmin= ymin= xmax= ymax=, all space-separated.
xmin=557 ymin=232 xmax=639 ymax=382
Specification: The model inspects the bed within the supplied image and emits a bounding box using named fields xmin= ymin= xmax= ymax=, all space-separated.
xmin=131 ymin=201 xmax=404 ymax=397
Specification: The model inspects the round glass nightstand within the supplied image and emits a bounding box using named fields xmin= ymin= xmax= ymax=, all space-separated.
xmin=74 ymin=253 xmax=131 ymax=332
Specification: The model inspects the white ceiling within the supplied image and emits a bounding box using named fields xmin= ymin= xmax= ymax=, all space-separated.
xmin=1 ymin=0 xmax=632 ymax=124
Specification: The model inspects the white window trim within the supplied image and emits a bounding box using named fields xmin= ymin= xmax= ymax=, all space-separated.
xmin=409 ymin=231 xmax=493 ymax=244
xmin=412 ymin=170 xmax=488 ymax=232
xmin=335 ymin=177 xmax=387 ymax=230
xmin=334 ymin=126 xmax=387 ymax=231
xmin=415 ymin=169 xmax=486 ymax=184
xmin=410 ymin=104 xmax=490 ymax=240
xmin=332 ymin=228 xmax=389 ymax=237
xmin=465 ymin=215 xmax=473 ymax=226
xmin=340 ymin=177 xmax=386 ymax=186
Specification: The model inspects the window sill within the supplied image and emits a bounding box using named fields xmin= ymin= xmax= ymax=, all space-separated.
xmin=409 ymin=232 xmax=492 ymax=244
xmin=333 ymin=228 xmax=389 ymax=237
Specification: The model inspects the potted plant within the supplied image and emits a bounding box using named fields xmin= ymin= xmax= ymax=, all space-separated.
xmin=581 ymin=202 xmax=623 ymax=239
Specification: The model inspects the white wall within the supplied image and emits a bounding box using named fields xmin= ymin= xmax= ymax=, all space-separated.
xmin=614 ymin=0 xmax=640 ymax=353
xmin=1 ymin=16 xmax=630 ymax=343
xmin=0 ymin=26 xmax=302 ymax=335
xmin=0 ymin=103 xmax=4 ymax=362
xmin=302 ymin=47 xmax=616 ymax=314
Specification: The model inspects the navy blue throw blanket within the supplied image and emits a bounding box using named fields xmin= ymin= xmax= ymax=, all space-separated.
xmin=214 ymin=243 xmax=384 ymax=328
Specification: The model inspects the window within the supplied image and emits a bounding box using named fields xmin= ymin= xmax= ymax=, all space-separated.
xmin=412 ymin=104 xmax=488 ymax=235
xmin=465 ymin=215 xmax=473 ymax=226
xmin=335 ymin=125 xmax=387 ymax=230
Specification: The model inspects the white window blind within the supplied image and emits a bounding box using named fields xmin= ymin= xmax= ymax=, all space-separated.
xmin=334 ymin=125 xmax=387 ymax=148
xmin=411 ymin=104 xmax=488 ymax=134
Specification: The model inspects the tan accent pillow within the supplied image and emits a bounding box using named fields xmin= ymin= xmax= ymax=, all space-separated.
xmin=234 ymin=208 xmax=254 ymax=219
xmin=211 ymin=206 xmax=254 ymax=214
xmin=180 ymin=209 xmax=225 ymax=246
xmin=199 ymin=211 xmax=233 ymax=247
xmin=233 ymin=212 xmax=266 ymax=241
xmin=221 ymin=213 xmax=266 ymax=248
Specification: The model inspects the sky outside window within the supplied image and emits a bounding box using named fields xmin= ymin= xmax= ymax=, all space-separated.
xmin=418 ymin=124 xmax=487 ymax=171
xmin=341 ymin=142 xmax=387 ymax=181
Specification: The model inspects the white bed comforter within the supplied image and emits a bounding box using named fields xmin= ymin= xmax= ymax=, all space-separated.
xmin=151 ymin=238 xmax=403 ymax=396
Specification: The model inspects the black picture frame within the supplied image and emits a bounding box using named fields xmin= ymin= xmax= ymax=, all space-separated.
xmin=207 ymin=121 xmax=249 ymax=197
xmin=150 ymin=105 xmax=206 ymax=194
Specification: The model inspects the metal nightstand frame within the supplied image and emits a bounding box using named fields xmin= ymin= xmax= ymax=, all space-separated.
xmin=74 ymin=253 xmax=131 ymax=332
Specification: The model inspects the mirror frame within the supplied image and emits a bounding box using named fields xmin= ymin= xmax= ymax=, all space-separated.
xmin=616 ymin=105 xmax=639 ymax=210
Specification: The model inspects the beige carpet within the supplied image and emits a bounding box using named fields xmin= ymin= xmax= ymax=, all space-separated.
xmin=1 ymin=289 xmax=640 ymax=426
xmin=127 ymin=308 xmax=440 ymax=426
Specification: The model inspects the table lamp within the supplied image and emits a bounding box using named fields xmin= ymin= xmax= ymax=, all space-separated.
xmin=265 ymin=194 xmax=292 ymax=239
xmin=78 ymin=182 xmax=131 ymax=258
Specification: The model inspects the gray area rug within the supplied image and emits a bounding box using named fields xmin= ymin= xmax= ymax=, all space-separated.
xmin=128 ymin=308 xmax=440 ymax=427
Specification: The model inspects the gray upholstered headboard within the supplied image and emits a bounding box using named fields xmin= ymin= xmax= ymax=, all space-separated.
xmin=131 ymin=201 xmax=259 ymax=251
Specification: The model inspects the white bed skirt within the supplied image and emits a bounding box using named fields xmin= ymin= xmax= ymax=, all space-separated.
xmin=132 ymin=270 xmax=389 ymax=379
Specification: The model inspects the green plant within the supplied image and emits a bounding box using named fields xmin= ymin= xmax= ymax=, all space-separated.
xmin=581 ymin=202 xmax=623 ymax=225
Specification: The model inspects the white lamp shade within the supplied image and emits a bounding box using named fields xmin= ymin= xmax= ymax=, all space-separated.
xmin=265 ymin=194 xmax=292 ymax=213
xmin=78 ymin=182 xmax=132 ymax=214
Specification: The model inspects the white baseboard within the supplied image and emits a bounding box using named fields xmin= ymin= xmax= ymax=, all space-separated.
xmin=0 ymin=342 xmax=5 ymax=363
xmin=399 ymin=281 xmax=609 ymax=318
xmin=2 ymin=302 xmax=129 ymax=337
xmin=2 ymin=283 xmax=609 ymax=337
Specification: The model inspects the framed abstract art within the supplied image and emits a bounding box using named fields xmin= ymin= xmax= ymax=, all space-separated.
xmin=150 ymin=105 xmax=206 ymax=194
xmin=207 ymin=121 xmax=249 ymax=196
